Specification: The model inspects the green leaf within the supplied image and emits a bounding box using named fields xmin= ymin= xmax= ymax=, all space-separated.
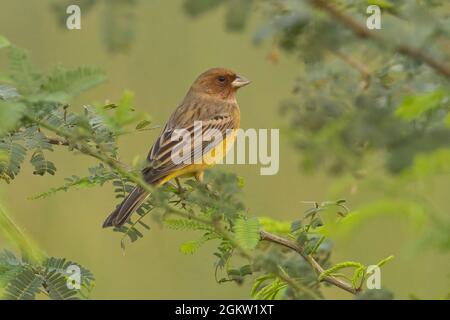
xmin=0 ymin=139 xmax=27 ymax=182
xmin=251 ymin=274 xmax=287 ymax=300
xmin=234 ymin=217 xmax=260 ymax=250
xmin=30 ymin=150 xmax=56 ymax=176
xmin=395 ymin=90 xmax=446 ymax=121
xmin=237 ymin=176 xmax=245 ymax=188
xmin=179 ymin=233 xmax=218 ymax=255
xmin=240 ymin=264 xmax=252 ymax=276
xmin=183 ymin=0 xmax=223 ymax=16
xmin=31 ymin=165 xmax=116 ymax=200
xmin=405 ymin=149 xmax=450 ymax=179
xmin=445 ymin=113 xmax=450 ymax=128
xmin=319 ymin=261 xmax=364 ymax=281
xmin=97 ymin=90 xmax=142 ymax=133
xmin=42 ymin=270 xmax=78 ymax=300
xmin=164 ymin=218 xmax=212 ymax=231
xmin=31 ymin=175 xmax=100 ymax=199
xmin=42 ymin=257 xmax=95 ymax=300
xmin=251 ymin=274 xmax=275 ymax=297
xmin=0 ymin=264 xmax=24 ymax=288
xmin=225 ymin=0 xmax=253 ymax=31
xmin=0 ymin=35 xmax=10 ymax=49
xmin=8 ymin=46 xmax=41 ymax=95
xmin=367 ymin=0 xmax=394 ymax=9
xmin=0 ymin=250 xmax=21 ymax=266
xmin=376 ymin=255 xmax=394 ymax=267
xmin=179 ymin=240 xmax=200 ymax=255
xmin=0 ymin=101 xmax=25 ymax=136
xmin=259 ymin=217 xmax=291 ymax=235
xmin=0 ymin=85 xmax=19 ymax=100
xmin=0 ymin=250 xmax=24 ymax=287
xmin=135 ymin=119 xmax=152 ymax=130
xmin=101 ymin=0 xmax=137 ymax=54
xmin=3 ymin=267 xmax=42 ymax=300
xmin=351 ymin=265 xmax=366 ymax=289
xmin=37 ymin=66 xmax=106 ymax=103
xmin=43 ymin=257 xmax=95 ymax=293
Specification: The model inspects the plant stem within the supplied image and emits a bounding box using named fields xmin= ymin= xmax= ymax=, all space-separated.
xmin=309 ymin=0 xmax=450 ymax=78
xmin=260 ymin=230 xmax=358 ymax=295
xmin=0 ymin=204 xmax=46 ymax=263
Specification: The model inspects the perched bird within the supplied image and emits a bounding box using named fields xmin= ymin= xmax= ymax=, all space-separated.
xmin=103 ymin=68 xmax=250 ymax=228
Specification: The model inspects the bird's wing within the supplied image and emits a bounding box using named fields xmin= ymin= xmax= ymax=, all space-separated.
xmin=143 ymin=113 xmax=236 ymax=184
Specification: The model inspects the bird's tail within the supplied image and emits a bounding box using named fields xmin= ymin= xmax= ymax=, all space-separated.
xmin=102 ymin=187 xmax=149 ymax=228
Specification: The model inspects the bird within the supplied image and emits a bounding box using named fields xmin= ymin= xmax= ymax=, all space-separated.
xmin=103 ymin=68 xmax=250 ymax=228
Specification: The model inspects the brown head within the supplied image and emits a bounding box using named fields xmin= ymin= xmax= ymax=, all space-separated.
xmin=189 ymin=68 xmax=250 ymax=100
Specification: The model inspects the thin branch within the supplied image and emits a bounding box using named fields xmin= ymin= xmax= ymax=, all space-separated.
xmin=260 ymin=230 xmax=359 ymax=295
xmin=46 ymin=136 xmax=69 ymax=146
xmin=309 ymin=0 xmax=450 ymax=78
xmin=333 ymin=51 xmax=371 ymax=89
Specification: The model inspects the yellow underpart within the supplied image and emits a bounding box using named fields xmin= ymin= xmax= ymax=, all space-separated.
xmin=158 ymin=130 xmax=237 ymax=185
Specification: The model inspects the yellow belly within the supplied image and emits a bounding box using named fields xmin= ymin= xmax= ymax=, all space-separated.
xmin=158 ymin=130 xmax=237 ymax=185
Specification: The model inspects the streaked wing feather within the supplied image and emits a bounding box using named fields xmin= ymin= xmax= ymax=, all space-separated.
xmin=143 ymin=115 xmax=235 ymax=183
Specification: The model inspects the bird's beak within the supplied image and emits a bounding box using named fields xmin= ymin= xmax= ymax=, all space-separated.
xmin=232 ymin=75 xmax=251 ymax=88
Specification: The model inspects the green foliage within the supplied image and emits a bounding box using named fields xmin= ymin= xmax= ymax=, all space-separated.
xmin=8 ymin=46 xmax=41 ymax=95
xmin=355 ymin=288 xmax=394 ymax=300
xmin=318 ymin=255 xmax=394 ymax=290
xmin=30 ymin=150 xmax=57 ymax=176
xmin=3 ymin=266 xmax=43 ymax=300
xmin=97 ymin=90 xmax=150 ymax=135
xmin=395 ymin=90 xmax=448 ymax=121
xmin=182 ymin=0 xmax=450 ymax=176
xmin=165 ymin=218 xmax=213 ymax=232
xmin=0 ymin=250 xmax=24 ymax=287
xmin=0 ymin=100 xmax=25 ymax=137
xmin=4 ymin=25 xmax=442 ymax=299
xmin=0 ymin=251 xmax=95 ymax=300
xmin=259 ymin=217 xmax=291 ymax=235
xmin=0 ymin=203 xmax=94 ymax=300
xmin=0 ymin=35 xmax=10 ymax=49
xmin=178 ymin=0 xmax=450 ymax=269
xmin=225 ymin=0 xmax=254 ymax=32
xmin=0 ymin=43 xmax=112 ymax=183
xmin=50 ymin=0 xmax=137 ymax=54
xmin=38 ymin=66 xmax=106 ymax=104
xmin=234 ymin=217 xmax=260 ymax=250
xmin=0 ymin=39 xmax=153 ymax=186
xmin=179 ymin=233 xmax=218 ymax=255
xmin=101 ymin=0 xmax=137 ymax=53
xmin=0 ymin=138 xmax=27 ymax=182
xmin=0 ymin=84 xmax=19 ymax=100
xmin=183 ymin=0 xmax=223 ymax=17
xmin=251 ymin=274 xmax=287 ymax=300
xmin=43 ymin=257 xmax=95 ymax=299
xmin=184 ymin=0 xmax=253 ymax=32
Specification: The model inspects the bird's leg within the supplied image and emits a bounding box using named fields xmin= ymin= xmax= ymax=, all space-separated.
xmin=171 ymin=178 xmax=188 ymax=209
xmin=175 ymin=177 xmax=186 ymax=194
xmin=194 ymin=171 xmax=204 ymax=183
xmin=195 ymin=171 xmax=213 ymax=193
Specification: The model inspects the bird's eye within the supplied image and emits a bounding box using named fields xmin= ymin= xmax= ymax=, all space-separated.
xmin=218 ymin=76 xmax=226 ymax=83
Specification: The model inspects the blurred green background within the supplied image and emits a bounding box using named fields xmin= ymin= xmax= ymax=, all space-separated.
xmin=0 ymin=0 xmax=448 ymax=299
